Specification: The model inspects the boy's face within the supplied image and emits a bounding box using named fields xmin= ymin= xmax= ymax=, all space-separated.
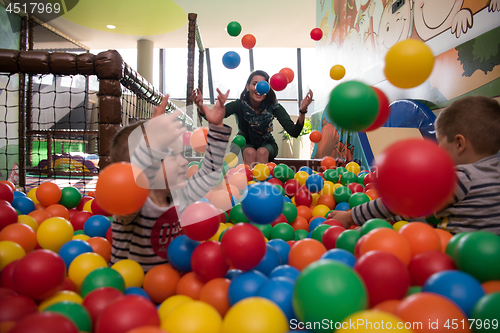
xmin=151 ymin=137 xmax=188 ymax=191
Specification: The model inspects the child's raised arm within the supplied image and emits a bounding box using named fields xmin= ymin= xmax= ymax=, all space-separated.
xmin=192 ymin=88 xmax=229 ymax=127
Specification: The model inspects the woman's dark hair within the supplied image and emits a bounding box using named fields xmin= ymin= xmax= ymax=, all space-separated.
xmin=240 ymin=70 xmax=277 ymax=104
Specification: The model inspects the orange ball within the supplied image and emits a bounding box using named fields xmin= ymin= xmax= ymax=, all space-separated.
xmin=279 ymin=67 xmax=295 ymax=83
xmin=235 ymin=164 xmax=250 ymax=172
xmin=176 ymin=272 xmax=205 ymax=300
xmin=0 ymin=223 xmax=37 ymax=252
xmin=95 ymin=162 xmax=150 ymax=216
xmin=320 ymin=156 xmax=336 ymax=171
xmin=199 ymin=277 xmax=231 ymax=317
xmin=290 ymin=216 xmax=309 ymax=231
xmin=309 ymin=130 xmax=322 ymax=143
xmin=228 ymin=172 xmax=248 ymax=191
xmin=434 ymin=228 xmax=453 ymax=252
xmin=371 ymin=299 xmax=401 ymax=314
xmin=28 ymin=210 xmax=51 ymax=225
xmin=365 ymin=189 xmax=379 ymax=200
xmin=316 ymin=194 xmax=336 ymax=210
xmin=210 ymin=190 xmax=234 ymax=211
xmin=288 ymin=238 xmax=327 ymax=271
xmin=190 ymin=127 xmax=209 ymax=153
xmin=36 ymin=182 xmax=62 ymax=207
xmin=126 ymin=327 xmax=169 ymax=333
xmin=360 ymin=228 xmax=412 ymax=265
xmin=187 ymin=164 xmax=199 ymax=179
xmin=241 ymin=34 xmax=256 ymax=49
xmin=296 ymin=205 xmax=312 ymax=222
xmin=482 ymin=280 xmax=500 ymax=294
xmin=86 ymin=237 xmax=112 ymax=262
xmin=398 ymin=222 xmax=441 ymax=257
xmin=143 ymin=264 xmax=181 ymax=304
xmin=45 ymin=204 xmax=70 ymax=220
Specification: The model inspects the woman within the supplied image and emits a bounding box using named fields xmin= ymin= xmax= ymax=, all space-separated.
xmin=193 ymin=70 xmax=313 ymax=166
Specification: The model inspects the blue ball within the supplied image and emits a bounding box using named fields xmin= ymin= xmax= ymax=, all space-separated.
xmin=124 ymin=287 xmax=151 ymax=301
xmin=335 ymin=202 xmax=350 ymax=211
xmin=241 ymin=182 xmax=284 ymax=224
xmin=283 ymin=196 xmax=292 ymax=204
xmin=13 ymin=191 xmax=26 ymax=198
xmin=256 ymin=277 xmax=296 ymax=320
xmin=58 ymin=239 xmax=94 ymax=270
xmin=225 ymin=269 xmax=243 ymax=280
xmin=309 ymin=217 xmax=326 ymax=232
xmin=305 ymin=174 xmax=324 ymax=193
xmin=83 ymin=215 xmax=111 ymax=238
xmin=167 ymin=235 xmax=200 ymax=272
xmin=253 ymin=244 xmax=282 ymax=276
xmin=11 ymin=196 xmax=35 ymax=215
xmin=256 ymin=81 xmax=270 ymax=95
xmin=269 ymin=265 xmax=300 ymax=282
xmin=299 ymin=166 xmax=313 ymax=175
xmin=228 ymin=270 xmax=268 ymax=305
xmin=422 ymin=270 xmax=485 ymax=317
xmin=321 ymin=248 xmax=357 ymax=268
xmin=267 ymin=238 xmax=291 ymax=265
xmin=222 ymin=51 xmax=241 ymax=69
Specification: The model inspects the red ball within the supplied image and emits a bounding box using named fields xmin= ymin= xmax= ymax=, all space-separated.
xmin=354 ymin=250 xmax=410 ymax=307
xmin=284 ymin=179 xmax=301 ymax=197
xmin=0 ymin=202 xmax=18 ymax=231
xmin=270 ymin=73 xmax=288 ymax=91
xmin=364 ymin=87 xmax=391 ymax=131
xmin=295 ymin=189 xmax=313 ymax=207
xmin=0 ymin=260 xmax=18 ymax=290
xmin=267 ymin=178 xmax=284 ymax=188
xmin=241 ymin=34 xmax=256 ymax=49
xmin=363 ymin=172 xmax=376 ymax=186
xmin=180 ymin=202 xmax=221 ymax=241
xmin=10 ymin=312 xmax=78 ymax=333
xmin=347 ymin=182 xmax=364 ymax=193
xmin=310 ymin=28 xmax=323 ymax=41
xmin=321 ymin=225 xmax=346 ymax=250
xmin=375 ymin=139 xmax=455 ymax=217
xmin=0 ymin=293 xmax=38 ymax=323
xmin=270 ymin=214 xmax=288 ymax=227
xmin=240 ymin=168 xmax=254 ymax=182
xmin=70 ymin=211 xmax=93 ymax=231
xmin=82 ymin=287 xmax=124 ymax=324
xmin=191 ymin=241 xmax=229 ymax=282
xmin=323 ymin=219 xmax=344 ymax=228
xmin=91 ymin=199 xmax=111 ymax=216
xmin=408 ymin=250 xmax=456 ymax=286
xmin=94 ymin=295 xmax=160 ymax=333
xmin=13 ymin=249 xmax=66 ymax=301
xmin=309 ymin=130 xmax=322 ymax=143
xmin=0 ymin=183 xmax=14 ymax=203
xmin=220 ymin=223 xmax=266 ymax=270
xmin=76 ymin=196 xmax=93 ymax=211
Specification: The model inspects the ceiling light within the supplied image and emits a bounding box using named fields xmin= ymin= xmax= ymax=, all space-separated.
xmin=106 ymin=25 xmax=116 ymax=29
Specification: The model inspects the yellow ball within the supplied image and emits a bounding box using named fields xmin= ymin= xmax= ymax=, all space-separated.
xmin=333 ymin=183 xmax=344 ymax=191
xmin=346 ymin=162 xmax=360 ymax=175
xmin=221 ymin=297 xmax=289 ymax=333
xmin=17 ymin=215 xmax=39 ymax=232
xmin=330 ymin=64 xmax=346 ymax=80
xmin=83 ymin=199 xmax=93 ymax=213
xmin=158 ymin=295 xmax=193 ymax=322
xmin=36 ymin=217 xmax=74 ymax=252
xmin=294 ymin=171 xmax=309 ymax=186
xmin=27 ymin=188 xmax=39 ymax=204
xmin=393 ymin=220 xmax=409 ymax=232
xmin=252 ymin=164 xmax=270 ymax=181
xmin=248 ymin=180 xmax=257 ymax=185
xmin=0 ymin=240 xmax=26 ymax=270
xmin=384 ymin=39 xmax=434 ymax=89
xmin=38 ymin=290 xmax=83 ymax=311
xmin=312 ymin=204 xmax=330 ymax=218
xmin=208 ymin=223 xmax=228 ymax=242
xmin=161 ymin=300 xmax=222 ymax=333
xmin=68 ymin=252 xmax=107 ymax=289
xmin=72 ymin=234 xmax=90 ymax=241
xmin=311 ymin=193 xmax=320 ymax=206
xmin=111 ymin=259 xmax=145 ymax=288
xmin=225 ymin=223 xmax=234 ymax=228
xmin=337 ymin=310 xmax=414 ymax=332
xmin=321 ymin=181 xmax=335 ymax=196
xmin=224 ymin=153 xmax=239 ymax=168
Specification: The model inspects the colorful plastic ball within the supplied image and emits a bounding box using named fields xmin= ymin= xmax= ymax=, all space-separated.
xmin=44 ymin=203 xmax=69 ymax=219
xmin=83 ymin=214 xmax=111 ymax=238
xmin=335 ymin=202 xmax=350 ymax=211
xmin=323 ymin=169 xmax=340 ymax=183
xmin=340 ymin=171 xmax=358 ymax=186
xmin=408 ymin=250 xmax=456 ymax=286
xmin=58 ymin=239 xmax=94 ymax=270
xmin=399 ymin=221 xmax=441 ymax=257
xmin=108 ymin=259 xmax=144 ymax=289
xmin=68 ymin=252 xmax=108 ymax=290
xmin=252 ymin=163 xmax=270 ymax=181
xmin=11 ymin=196 xmax=35 ymax=215
xmin=320 ymin=225 xmax=345 ymax=250
xmin=175 ymin=271 xmax=205 ymax=299
xmin=335 ymin=229 xmax=361 ymax=254
xmin=221 ymin=223 xmax=266 ymax=270
xmin=142 ymin=264 xmax=180 ymax=304
xmin=36 ymin=182 xmax=62 ymax=207
xmin=333 ymin=186 xmax=352 ymax=203
xmin=232 ymin=134 xmax=246 ymax=148
xmin=228 ymin=270 xmax=268 ymax=305
xmin=80 ymin=267 xmax=125 ymax=298
xmin=330 ymin=64 xmax=346 ymax=80
xmin=270 ymin=222 xmax=295 ymax=241
xmin=445 ymin=232 xmax=469 ymax=258
xmin=321 ymin=248 xmax=357 ymax=268
xmin=58 ymin=186 xmax=82 ymax=209
xmin=359 ymin=218 xmax=393 ymax=236
xmin=226 ymin=21 xmax=242 ymax=37
xmin=0 ymin=223 xmax=36 ymax=253
xmin=305 ymin=174 xmax=324 ymax=193
xmin=269 ymin=265 xmax=300 ymax=282
xmin=294 ymin=189 xmax=313 ymax=207
xmin=364 ymin=87 xmax=391 ymax=131
xmin=277 ymin=68 xmax=294 ymax=83
xmin=256 ymin=80 xmax=270 ymax=95
xmin=256 ymin=277 xmax=295 ymax=320
xmin=326 ymin=80 xmax=379 ymax=132
xmin=157 ymin=294 xmax=192 ymax=321
xmin=9 ymin=312 xmax=79 ymax=333
xmin=241 ymin=182 xmax=284 ymax=225
xmin=470 ymin=293 xmax=500 ymax=333
xmin=95 ymin=162 xmax=149 ymax=216
xmin=199 ymin=277 xmax=231 ymax=317
xmin=16 ymin=214 xmax=38 ymax=233
xmin=0 ymin=201 xmax=18 ymax=231
xmin=360 ymin=228 xmax=412 ymax=265
xmin=253 ymin=244 xmax=282 ymax=276
xmin=161 ymin=300 xmax=222 ymax=333
xmin=43 ymin=301 xmax=92 ymax=332
xmin=0 ymin=293 xmax=38 ymax=323
xmin=288 ymin=238 xmax=327 ymax=271
xmin=309 ymin=130 xmax=322 ymax=144
xmin=86 ymin=237 xmax=111 ymax=263
xmin=348 ymin=192 xmax=370 ymax=209
xmin=376 ymin=139 xmax=455 ymax=217
xmin=0 ymin=240 xmax=25 ymax=271
xmin=191 ymin=241 xmax=229 ymax=282
xmin=228 ymin=172 xmax=248 ymax=191
xmin=434 ymin=228 xmax=453 ymax=252
xmin=270 ymin=73 xmax=288 ymax=91
xmin=0 ymin=183 xmax=14 ymax=203
xmin=337 ymin=310 xmax=412 ymax=333
xmin=181 ymin=201 xmax=222 ymax=241
xmin=384 ymin=39 xmax=434 ymax=89
xmin=167 ymin=234 xmax=199 ymax=272
xmin=310 ymin=27 xmax=323 ymax=41
xmin=81 ymin=287 xmax=124 ymax=324
xmin=94 ymin=295 xmax=160 ymax=333
xmin=280 ymin=202 xmax=297 ymax=224
xmin=293 ymin=260 xmax=367 ymax=328
xmin=241 ymin=33 xmax=256 ymax=49
xmin=482 ymin=280 xmax=500 ymax=294
xmin=36 ymin=217 xmax=74 ymax=252
xmin=124 ymin=286 xmax=151 ymax=301
xmin=228 ymin=203 xmax=250 ymax=223
xmin=267 ymin=238 xmax=290 ymax=265
xmin=453 ymin=231 xmax=500 ymax=282
xmin=222 ymin=51 xmax=241 ymax=69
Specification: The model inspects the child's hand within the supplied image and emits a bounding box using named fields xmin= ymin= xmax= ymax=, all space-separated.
xmin=205 ymin=88 xmax=229 ymax=127
xmin=192 ymin=88 xmax=205 ymax=111
xmin=327 ymin=210 xmax=355 ymax=229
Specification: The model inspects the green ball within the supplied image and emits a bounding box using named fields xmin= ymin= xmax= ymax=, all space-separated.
xmin=406 ymin=286 xmax=422 ymax=296
xmin=333 ymin=186 xmax=352 ymax=203
xmin=293 ymin=260 xmax=367 ymax=328
xmin=348 ymin=192 xmax=371 ymax=209
xmin=295 ymin=229 xmax=309 ymax=241
xmin=282 ymin=202 xmax=298 ymax=223
xmin=59 ymin=186 xmax=82 ymax=209
xmin=188 ymin=161 xmax=199 ymax=168
xmin=229 ymin=203 xmax=250 ymax=223
xmin=323 ymin=169 xmax=340 ymax=183
xmin=445 ymin=232 xmax=469 ymax=258
xmin=44 ymin=301 xmax=92 ymax=332
xmin=274 ymin=184 xmax=285 ymax=196
xmin=470 ymin=293 xmax=500 ymax=333
xmin=227 ymin=21 xmax=242 ymax=37
xmin=359 ymin=218 xmax=393 ymax=236
xmin=356 ymin=173 xmax=367 ymax=185
xmin=336 ymin=167 xmax=347 ymax=175
xmin=74 ymin=230 xmax=85 ymax=235
xmin=273 ymin=164 xmax=294 ymax=183
xmin=335 ymin=229 xmax=360 ymax=254
xmin=326 ymin=80 xmax=379 ymax=132
xmin=270 ymin=223 xmax=295 ymax=241
xmin=311 ymin=224 xmax=330 ymax=243
xmin=252 ymin=222 xmax=272 ymax=239
xmin=232 ymin=135 xmax=246 ymax=148
xmin=340 ymin=171 xmax=357 ymax=186
xmin=80 ymin=267 xmax=125 ymax=297
xmin=454 ymin=231 xmax=500 ymax=282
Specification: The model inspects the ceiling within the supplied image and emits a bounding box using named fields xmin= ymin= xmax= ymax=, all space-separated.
xmin=34 ymin=0 xmax=317 ymax=50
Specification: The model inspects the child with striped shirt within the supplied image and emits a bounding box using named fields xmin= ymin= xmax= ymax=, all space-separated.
xmin=329 ymin=95 xmax=500 ymax=235
xmin=108 ymin=91 xmax=232 ymax=272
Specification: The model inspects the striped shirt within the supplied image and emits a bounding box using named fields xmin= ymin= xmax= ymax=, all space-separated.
xmin=109 ymin=123 xmax=232 ymax=272
xmin=352 ymin=155 xmax=500 ymax=235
